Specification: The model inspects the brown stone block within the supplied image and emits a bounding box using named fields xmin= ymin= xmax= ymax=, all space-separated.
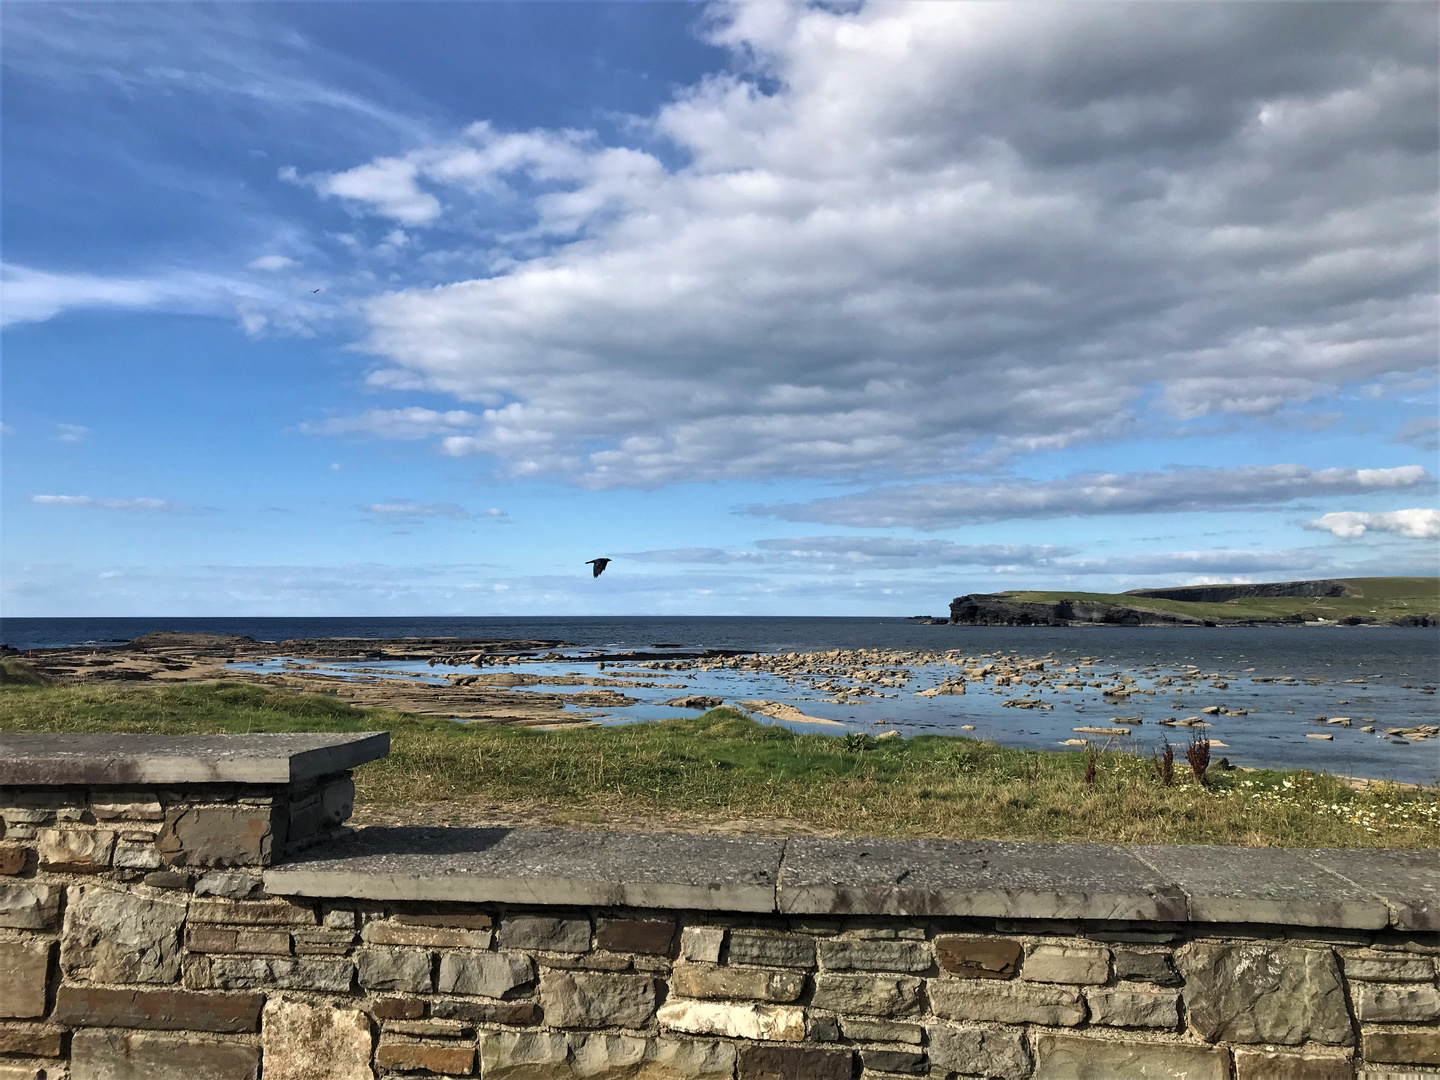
xmin=392 ymin=912 xmax=493 ymax=931
xmin=0 ymin=941 xmax=51 ymax=1019
xmin=1233 ymin=1047 xmax=1354 ymax=1080
xmin=737 ymin=1043 xmax=852 ymax=1080
xmin=0 ymin=843 xmax=31 ymax=875
xmin=934 ymin=936 xmax=1022 ymax=979
xmin=70 ymin=1029 xmax=261 ymax=1080
xmin=186 ymin=927 xmax=239 ymax=953
xmin=0 ymin=1024 xmax=64 ymax=1057
xmin=671 ymin=962 xmax=806 ymax=1003
xmin=371 ymin=996 xmax=425 ymax=1021
xmin=383 ymin=1019 xmax=472 ymax=1038
xmin=595 ymin=917 xmax=676 ymax=955
xmin=158 ymin=803 xmax=282 ymax=868
xmin=430 ymin=999 xmax=542 ymax=1026
xmin=53 ymin=985 xmax=265 ymax=1033
xmin=361 ymin=921 xmax=491 ymax=949
xmin=188 ymin=897 xmax=315 ymax=926
xmin=1362 ymin=1027 xmax=1440 ymax=1066
xmin=376 ymin=1038 xmax=476 ymax=1075
xmin=1032 ymin=1033 xmax=1229 ymax=1079
xmin=37 ymin=827 xmax=115 ymax=872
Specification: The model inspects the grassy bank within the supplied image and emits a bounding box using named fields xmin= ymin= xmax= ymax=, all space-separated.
xmin=1 ymin=681 xmax=1434 ymax=848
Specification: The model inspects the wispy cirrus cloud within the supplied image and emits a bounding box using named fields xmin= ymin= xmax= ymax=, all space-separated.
xmin=53 ymin=423 xmax=91 ymax=444
xmin=1303 ymin=509 xmax=1440 ymax=540
xmin=30 ymin=494 xmax=187 ymax=512
xmin=747 ymin=464 xmax=1435 ymax=531
xmin=362 ymin=500 xmax=506 ymax=524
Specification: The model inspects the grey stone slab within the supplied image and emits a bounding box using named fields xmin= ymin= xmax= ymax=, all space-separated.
xmin=1308 ymin=847 xmax=1440 ymax=931
xmin=777 ymin=839 xmax=1186 ymax=921
xmin=1132 ymin=845 xmax=1392 ymax=928
xmin=264 ymin=827 xmax=782 ymax=911
xmin=0 ymin=733 xmax=389 ymax=785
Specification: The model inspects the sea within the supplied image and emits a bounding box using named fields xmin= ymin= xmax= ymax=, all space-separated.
xmin=5 ymin=616 xmax=1438 ymax=785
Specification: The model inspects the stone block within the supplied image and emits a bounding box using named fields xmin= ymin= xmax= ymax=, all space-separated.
xmin=657 ymin=999 xmax=806 ymax=1042
xmin=1233 ymin=1047 xmax=1355 ymax=1080
xmin=432 ymin=999 xmax=543 ymax=1026
xmin=186 ymin=927 xmax=240 ymax=953
xmin=1084 ymin=987 xmax=1181 ymax=1028
xmin=595 ymin=917 xmax=675 ymax=956
xmin=157 ymin=803 xmax=281 ymax=867
xmin=0 ymin=1024 xmax=64 ymax=1056
xmin=38 ymin=827 xmax=116 ymax=872
xmin=818 ymin=938 xmax=930 ymax=973
xmin=1345 ymin=954 xmax=1437 ymax=982
xmin=143 ymin=870 xmax=195 ymax=890
xmin=736 ymin=1044 xmax=852 ymax=1080
xmin=70 ymin=1029 xmax=261 ymax=1080
xmin=371 ymin=996 xmax=425 ymax=1020
xmin=378 ymin=1038 xmax=477 ymax=1076
xmin=1178 ymin=942 xmax=1353 ymax=1045
xmin=392 ymin=910 xmax=491 ymax=929
xmin=208 ymin=956 xmax=354 ymax=992
xmin=0 ymin=843 xmax=31 ymax=875
xmin=671 ymin=962 xmax=806 ymax=1003
xmin=188 ymin=898 xmax=315 ymax=926
xmin=726 ymin=931 xmax=815 ymax=969
xmin=497 ymin=915 xmax=591 ymax=953
xmin=0 ymin=941 xmax=51 ymax=1018
xmin=929 ymin=980 xmax=1085 ymax=1026
xmin=437 ymin=950 xmax=534 ymax=998
xmin=839 ymin=1017 xmax=923 ymax=1045
xmin=290 ymin=928 xmax=355 ymax=955
xmin=91 ymin=795 xmax=165 ymax=821
xmin=62 ymin=885 xmax=186 ymax=985
xmin=194 ymin=872 xmax=265 ymax=901
xmin=540 ymin=971 xmax=657 ymax=1029
xmin=0 ymin=1065 xmax=41 ymax=1080
xmin=934 ymin=936 xmax=1022 ymax=979
xmin=261 ymin=997 xmax=373 ymax=1080
xmin=1361 ymin=1027 xmax=1440 ymax=1066
xmin=860 ymin=1047 xmax=927 ymax=1074
xmin=362 ymin=921 xmax=492 ymax=949
xmin=1023 ymin=944 xmax=1109 ymax=984
xmin=53 ymin=986 xmax=265 ymax=1032
xmin=479 ymin=1031 xmax=570 ymax=1077
xmin=383 ymin=1018 xmax=471 ymax=1038
xmin=1113 ymin=949 xmax=1181 ymax=986
xmin=0 ymin=883 xmax=59 ymax=930
xmin=1355 ymin=984 xmax=1440 ymax=1023
xmin=1032 ymin=1032 xmax=1230 ymax=1079
xmin=810 ymin=973 xmax=923 ymax=1017
xmin=808 ymin=1014 xmax=841 ymax=1041
xmin=355 ymin=947 xmax=434 ymax=993
xmin=680 ymin=927 xmax=724 ymax=964
xmin=926 ymin=1024 xmax=1031 ymax=1080
xmin=113 ymin=842 xmax=163 ymax=871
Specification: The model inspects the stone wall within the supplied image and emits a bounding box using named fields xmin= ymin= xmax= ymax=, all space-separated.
xmin=0 ymin=733 xmax=1436 ymax=1079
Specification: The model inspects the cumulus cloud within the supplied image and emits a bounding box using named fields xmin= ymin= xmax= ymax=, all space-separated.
xmin=30 ymin=494 xmax=185 ymax=511
xmin=361 ymin=501 xmax=507 ymax=524
xmin=748 ymin=464 xmax=1435 ymax=530
xmin=1303 ymin=508 xmax=1440 ymax=539
xmin=280 ymin=1 xmax=1440 ymax=486
xmin=301 ymin=408 xmax=484 ymax=440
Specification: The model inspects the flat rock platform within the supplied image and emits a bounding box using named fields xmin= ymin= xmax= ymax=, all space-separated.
xmin=0 ymin=731 xmax=389 ymax=785
xmin=265 ymin=825 xmax=1438 ymax=930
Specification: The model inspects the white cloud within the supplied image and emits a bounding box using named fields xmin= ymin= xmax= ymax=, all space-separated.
xmin=30 ymin=494 xmax=184 ymax=511
xmin=249 ymin=255 xmax=296 ymax=271
xmin=53 ymin=423 xmax=90 ymax=443
xmin=286 ymin=1 xmax=1437 ymax=487
xmin=1303 ymin=508 xmax=1440 ymax=540
xmin=361 ymin=500 xmax=503 ymax=523
xmin=625 ymin=537 xmax=1071 ymax=569
xmin=749 ymin=464 xmax=1434 ymax=530
xmin=301 ymin=408 xmax=484 ymax=440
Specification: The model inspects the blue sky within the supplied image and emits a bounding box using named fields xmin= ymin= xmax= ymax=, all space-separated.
xmin=2 ymin=0 xmax=1436 ymax=617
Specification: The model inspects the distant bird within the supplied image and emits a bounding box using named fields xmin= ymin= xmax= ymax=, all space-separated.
xmin=310 ymin=289 xmax=321 ymax=293
xmin=586 ymin=558 xmax=611 ymax=578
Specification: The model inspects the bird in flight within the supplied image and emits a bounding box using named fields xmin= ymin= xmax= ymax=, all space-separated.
xmin=586 ymin=558 xmax=611 ymax=578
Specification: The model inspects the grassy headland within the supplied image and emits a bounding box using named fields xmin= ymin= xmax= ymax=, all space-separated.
xmin=1 ymin=681 xmax=1433 ymax=848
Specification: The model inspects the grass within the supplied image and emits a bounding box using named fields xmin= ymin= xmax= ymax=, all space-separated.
xmin=1007 ymin=576 xmax=1439 ymax=623
xmin=1 ymin=681 xmax=1434 ymax=848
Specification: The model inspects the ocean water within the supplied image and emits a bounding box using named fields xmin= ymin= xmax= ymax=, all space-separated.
xmin=5 ymin=616 xmax=1438 ymax=784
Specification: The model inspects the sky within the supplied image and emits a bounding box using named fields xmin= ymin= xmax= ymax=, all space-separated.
xmin=1 ymin=0 xmax=1437 ymax=617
